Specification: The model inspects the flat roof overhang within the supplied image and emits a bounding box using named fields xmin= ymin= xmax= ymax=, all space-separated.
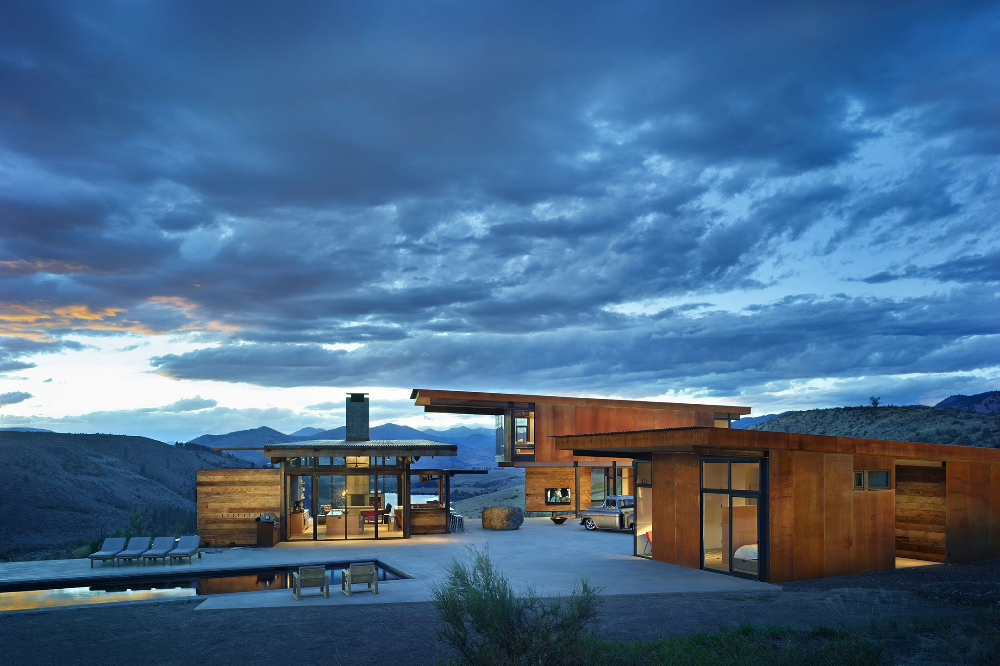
xmin=214 ymin=439 xmax=458 ymax=459
xmin=555 ymin=426 xmax=1000 ymax=465
xmin=410 ymin=388 xmax=751 ymax=416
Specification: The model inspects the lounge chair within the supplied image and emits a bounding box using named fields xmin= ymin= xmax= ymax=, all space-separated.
xmin=115 ymin=536 xmax=152 ymax=566
xmin=169 ymin=536 xmax=202 ymax=564
xmin=89 ymin=537 xmax=127 ymax=568
xmin=292 ymin=566 xmax=329 ymax=600
xmin=141 ymin=536 xmax=177 ymax=565
xmin=341 ymin=562 xmax=378 ymax=596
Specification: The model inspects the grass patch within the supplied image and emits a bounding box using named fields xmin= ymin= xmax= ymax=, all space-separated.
xmin=579 ymin=623 xmax=884 ymax=666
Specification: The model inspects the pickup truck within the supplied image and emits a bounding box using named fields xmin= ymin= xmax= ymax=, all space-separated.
xmin=579 ymin=495 xmax=635 ymax=531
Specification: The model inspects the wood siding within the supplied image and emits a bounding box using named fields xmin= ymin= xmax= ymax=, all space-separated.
xmin=768 ymin=451 xmax=894 ymax=582
xmin=536 ymin=401 xmax=716 ymax=464
xmin=525 ymin=467 xmax=590 ymax=513
xmin=651 ymin=452 xmax=700 ymax=569
xmin=196 ymin=469 xmax=280 ymax=546
xmin=895 ymin=466 xmax=946 ymax=562
xmin=945 ymin=461 xmax=1000 ymax=562
xmin=560 ymin=427 xmax=1000 ymax=466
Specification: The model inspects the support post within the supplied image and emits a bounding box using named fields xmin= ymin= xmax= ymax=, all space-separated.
xmin=445 ymin=474 xmax=452 ymax=534
xmin=574 ymin=464 xmax=580 ymax=518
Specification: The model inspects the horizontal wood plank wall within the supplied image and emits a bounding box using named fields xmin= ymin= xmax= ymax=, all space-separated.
xmin=197 ymin=469 xmax=280 ymax=546
xmin=525 ymin=467 xmax=590 ymax=513
xmin=769 ymin=451 xmax=894 ymax=582
xmin=536 ymin=402 xmax=718 ymax=464
xmin=895 ymin=466 xmax=946 ymax=562
xmin=410 ymin=508 xmax=448 ymax=534
xmin=651 ymin=452 xmax=700 ymax=569
xmin=946 ymin=461 xmax=1000 ymax=562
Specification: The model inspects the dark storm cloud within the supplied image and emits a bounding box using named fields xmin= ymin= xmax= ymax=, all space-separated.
xmin=2 ymin=1 xmax=1000 ymax=401
xmin=860 ymin=249 xmax=1000 ymax=285
xmin=0 ymin=336 xmax=83 ymax=375
xmin=151 ymin=289 xmax=1000 ymax=400
xmin=0 ymin=391 xmax=32 ymax=406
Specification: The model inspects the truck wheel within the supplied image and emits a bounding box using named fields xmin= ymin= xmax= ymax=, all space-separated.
xmin=583 ymin=517 xmax=597 ymax=530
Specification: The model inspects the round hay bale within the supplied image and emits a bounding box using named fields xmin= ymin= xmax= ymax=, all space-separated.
xmin=481 ymin=506 xmax=524 ymax=530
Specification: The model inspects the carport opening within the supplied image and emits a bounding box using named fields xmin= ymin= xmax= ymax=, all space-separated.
xmin=894 ymin=463 xmax=946 ymax=568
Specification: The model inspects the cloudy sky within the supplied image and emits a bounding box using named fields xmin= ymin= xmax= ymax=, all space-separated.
xmin=1 ymin=2 xmax=999 ymax=442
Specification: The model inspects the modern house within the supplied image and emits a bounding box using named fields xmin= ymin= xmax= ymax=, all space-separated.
xmin=197 ymin=394 xmax=484 ymax=545
xmin=557 ymin=425 xmax=1000 ymax=582
xmin=409 ymin=389 xmax=750 ymax=513
xmin=414 ymin=388 xmax=1000 ymax=583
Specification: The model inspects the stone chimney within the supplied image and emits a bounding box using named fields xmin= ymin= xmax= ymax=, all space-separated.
xmin=345 ymin=392 xmax=369 ymax=441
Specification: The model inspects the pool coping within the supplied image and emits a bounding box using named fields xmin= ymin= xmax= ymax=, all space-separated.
xmin=0 ymin=558 xmax=412 ymax=593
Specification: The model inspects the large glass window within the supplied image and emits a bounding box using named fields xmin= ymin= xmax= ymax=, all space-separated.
xmin=702 ymin=493 xmax=729 ymax=572
xmin=634 ymin=460 xmax=653 ymax=559
xmin=703 ymin=462 xmax=728 ymax=490
xmin=701 ymin=459 xmax=764 ymax=580
xmin=512 ymin=410 xmax=535 ymax=459
xmin=731 ymin=463 xmax=760 ymax=491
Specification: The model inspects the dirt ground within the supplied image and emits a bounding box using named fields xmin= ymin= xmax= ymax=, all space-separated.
xmin=0 ymin=583 xmax=981 ymax=666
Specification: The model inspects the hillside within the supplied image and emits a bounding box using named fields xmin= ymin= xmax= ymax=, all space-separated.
xmin=0 ymin=431 xmax=253 ymax=560
xmin=731 ymin=413 xmax=788 ymax=429
xmin=749 ymin=406 xmax=1000 ymax=448
xmin=936 ymin=390 xmax=1000 ymax=414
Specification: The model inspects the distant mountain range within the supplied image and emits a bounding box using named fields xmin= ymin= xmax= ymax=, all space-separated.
xmin=291 ymin=426 xmax=326 ymax=437
xmin=0 ymin=431 xmax=253 ymax=559
xmin=0 ymin=427 xmax=54 ymax=432
xmin=749 ymin=405 xmax=1000 ymax=448
xmin=191 ymin=422 xmax=501 ymax=471
xmin=731 ymin=413 xmax=788 ymax=429
xmin=935 ymin=390 xmax=1000 ymax=414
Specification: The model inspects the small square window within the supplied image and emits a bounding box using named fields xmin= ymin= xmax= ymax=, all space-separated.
xmin=854 ymin=471 xmax=864 ymax=490
xmin=867 ymin=470 xmax=890 ymax=490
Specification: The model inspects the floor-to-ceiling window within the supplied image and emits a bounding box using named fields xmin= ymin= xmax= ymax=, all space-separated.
xmin=701 ymin=458 xmax=764 ymax=579
xmin=283 ymin=456 xmax=407 ymax=541
xmin=634 ymin=461 xmax=653 ymax=558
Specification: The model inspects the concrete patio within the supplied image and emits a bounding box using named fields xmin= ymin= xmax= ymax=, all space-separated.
xmin=0 ymin=518 xmax=773 ymax=611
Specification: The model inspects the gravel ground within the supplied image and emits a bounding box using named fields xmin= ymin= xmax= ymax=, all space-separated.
xmin=783 ymin=558 xmax=1000 ymax=607
xmin=4 ymin=559 xmax=997 ymax=665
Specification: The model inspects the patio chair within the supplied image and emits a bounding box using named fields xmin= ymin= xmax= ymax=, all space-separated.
xmin=292 ymin=566 xmax=329 ymax=600
xmin=169 ymin=536 xmax=203 ymax=564
xmin=89 ymin=537 xmax=127 ymax=567
xmin=643 ymin=531 xmax=653 ymax=556
xmin=141 ymin=536 xmax=177 ymax=565
xmin=341 ymin=562 xmax=378 ymax=596
xmin=115 ymin=536 xmax=152 ymax=566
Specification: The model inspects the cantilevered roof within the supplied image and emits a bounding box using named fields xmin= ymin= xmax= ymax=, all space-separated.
xmin=555 ymin=426 xmax=1000 ymax=464
xmin=214 ymin=439 xmax=457 ymax=458
xmin=411 ymin=388 xmax=751 ymax=416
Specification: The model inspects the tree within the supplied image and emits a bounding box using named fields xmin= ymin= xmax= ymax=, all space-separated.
xmin=868 ymin=396 xmax=881 ymax=408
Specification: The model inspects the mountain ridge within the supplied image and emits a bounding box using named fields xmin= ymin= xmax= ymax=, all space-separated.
xmin=749 ymin=405 xmax=1000 ymax=448
xmin=935 ymin=390 xmax=1000 ymax=414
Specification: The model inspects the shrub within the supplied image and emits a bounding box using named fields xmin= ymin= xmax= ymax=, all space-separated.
xmin=432 ymin=546 xmax=602 ymax=666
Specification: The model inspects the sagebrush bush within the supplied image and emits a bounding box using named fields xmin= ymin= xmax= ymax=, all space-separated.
xmin=432 ymin=546 xmax=602 ymax=666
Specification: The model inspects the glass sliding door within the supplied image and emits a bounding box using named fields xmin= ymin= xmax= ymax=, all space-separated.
xmin=634 ymin=461 xmax=653 ymax=558
xmin=702 ymin=493 xmax=729 ymax=572
xmin=700 ymin=458 xmax=764 ymax=580
xmin=285 ymin=473 xmax=313 ymax=541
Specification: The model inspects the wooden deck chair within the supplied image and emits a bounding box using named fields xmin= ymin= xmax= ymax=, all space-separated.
xmin=89 ymin=537 xmax=127 ymax=567
xmin=141 ymin=537 xmax=177 ymax=565
xmin=341 ymin=562 xmax=378 ymax=596
xmin=115 ymin=537 xmax=152 ymax=566
xmin=292 ymin=566 xmax=329 ymax=600
xmin=169 ymin=536 xmax=202 ymax=564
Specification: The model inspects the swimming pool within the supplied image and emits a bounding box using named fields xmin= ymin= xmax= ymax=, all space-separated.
xmin=0 ymin=560 xmax=409 ymax=612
